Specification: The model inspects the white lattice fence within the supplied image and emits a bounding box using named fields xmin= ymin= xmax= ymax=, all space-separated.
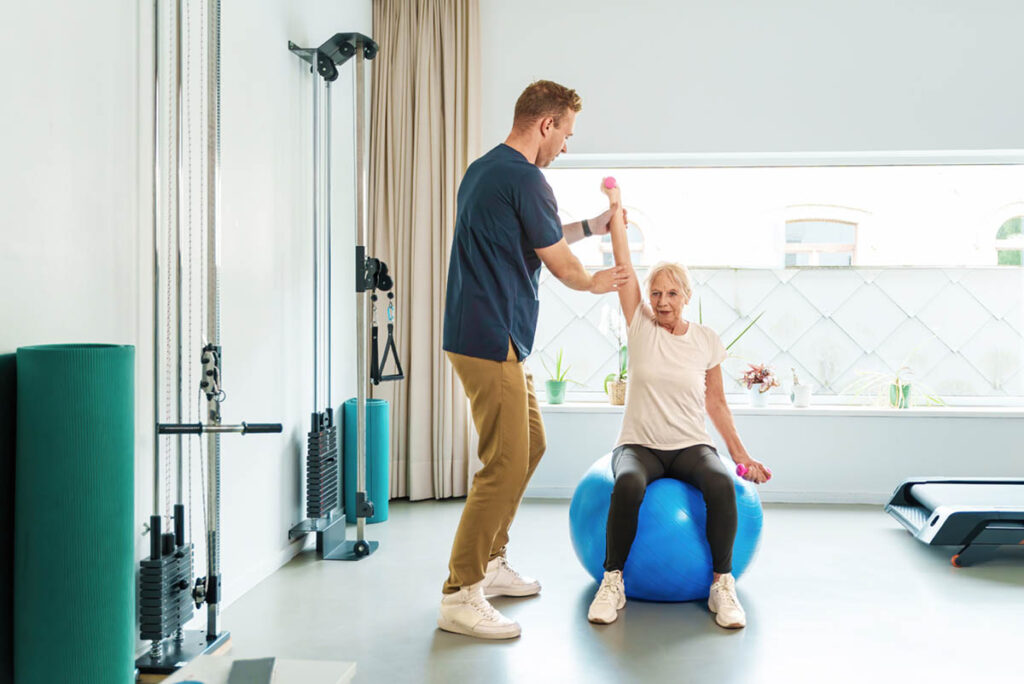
xmin=527 ymin=267 xmax=1024 ymax=403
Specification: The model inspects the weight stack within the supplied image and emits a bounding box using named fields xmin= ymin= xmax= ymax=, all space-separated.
xmin=306 ymin=409 xmax=339 ymax=519
xmin=139 ymin=534 xmax=195 ymax=642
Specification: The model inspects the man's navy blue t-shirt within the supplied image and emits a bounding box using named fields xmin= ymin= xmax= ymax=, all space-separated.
xmin=443 ymin=144 xmax=563 ymax=362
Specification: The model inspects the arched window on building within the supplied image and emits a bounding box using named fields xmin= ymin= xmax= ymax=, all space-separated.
xmin=784 ymin=219 xmax=857 ymax=267
xmin=995 ymin=216 xmax=1024 ymax=265
xmin=599 ymin=217 xmax=647 ymax=267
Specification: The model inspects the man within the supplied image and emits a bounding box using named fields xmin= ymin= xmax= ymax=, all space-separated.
xmin=439 ymin=80 xmax=628 ymax=639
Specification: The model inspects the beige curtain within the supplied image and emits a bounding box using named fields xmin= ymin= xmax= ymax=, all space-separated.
xmin=369 ymin=0 xmax=481 ymax=500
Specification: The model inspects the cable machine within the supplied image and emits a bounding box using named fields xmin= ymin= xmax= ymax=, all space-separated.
xmin=287 ymin=32 xmax=403 ymax=561
xmin=138 ymin=0 xmax=282 ymax=675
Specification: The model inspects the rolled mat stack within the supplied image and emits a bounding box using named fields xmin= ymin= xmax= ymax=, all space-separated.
xmin=14 ymin=344 xmax=134 ymax=684
xmin=0 ymin=354 xmax=15 ymax=684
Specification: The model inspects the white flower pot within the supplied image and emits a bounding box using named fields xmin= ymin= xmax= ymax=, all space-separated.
xmin=748 ymin=384 xmax=769 ymax=407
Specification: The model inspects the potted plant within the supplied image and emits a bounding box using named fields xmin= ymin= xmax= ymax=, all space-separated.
xmin=697 ymin=300 xmax=765 ymax=352
xmin=741 ymin=364 xmax=779 ymax=407
xmin=542 ymin=348 xmax=575 ymax=405
xmin=843 ymin=364 xmax=943 ymax=409
xmin=790 ymin=368 xmax=812 ymax=407
xmin=603 ymin=345 xmax=627 ymax=406
xmin=600 ymin=306 xmax=628 ymax=405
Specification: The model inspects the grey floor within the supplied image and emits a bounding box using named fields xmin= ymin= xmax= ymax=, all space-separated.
xmin=222 ymin=500 xmax=1024 ymax=684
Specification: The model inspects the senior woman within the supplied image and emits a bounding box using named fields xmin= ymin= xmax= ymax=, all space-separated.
xmin=587 ymin=179 xmax=771 ymax=629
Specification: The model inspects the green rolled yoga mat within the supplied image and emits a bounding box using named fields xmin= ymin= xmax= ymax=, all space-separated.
xmin=343 ymin=398 xmax=389 ymax=524
xmin=0 ymin=354 xmax=15 ymax=684
xmin=14 ymin=344 xmax=134 ymax=684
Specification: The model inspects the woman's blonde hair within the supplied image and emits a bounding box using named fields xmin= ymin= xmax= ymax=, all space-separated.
xmin=645 ymin=261 xmax=693 ymax=300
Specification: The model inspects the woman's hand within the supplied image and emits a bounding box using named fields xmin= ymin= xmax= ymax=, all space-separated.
xmin=734 ymin=458 xmax=772 ymax=484
xmin=600 ymin=178 xmax=622 ymax=205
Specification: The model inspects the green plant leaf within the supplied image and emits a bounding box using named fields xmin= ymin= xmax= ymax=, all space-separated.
xmin=725 ymin=311 xmax=765 ymax=351
xmin=603 ymin=373 xmax=617 ymax=394
xmin=541 ymin=356 xmax=553 ymax=379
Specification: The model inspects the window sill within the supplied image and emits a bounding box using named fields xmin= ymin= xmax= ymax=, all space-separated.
xmin=540 ymin=401 xmax=1024 ymax=419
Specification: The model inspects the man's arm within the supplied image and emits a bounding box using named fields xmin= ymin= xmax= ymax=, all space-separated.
xmin=535 ymin=239 xmax=628 ymax=293
xmin=563 ymin=221 xmax=586 ymax=244
xmin=562 ymin=206 xmax=620 ymax=245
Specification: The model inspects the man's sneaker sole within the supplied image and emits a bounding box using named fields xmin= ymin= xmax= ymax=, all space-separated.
xmin=481 ymin=583 xmax=541 ymax=598
xmin=437 ymin=616 xmax=521 ymax=639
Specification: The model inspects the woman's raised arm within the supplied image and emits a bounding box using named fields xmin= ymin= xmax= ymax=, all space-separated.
xmin=600 ymin=178 xmax=642 ymax=326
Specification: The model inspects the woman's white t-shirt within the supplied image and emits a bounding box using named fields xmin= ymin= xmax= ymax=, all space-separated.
xmin=615 ymin=303 xmax=728 ymax=450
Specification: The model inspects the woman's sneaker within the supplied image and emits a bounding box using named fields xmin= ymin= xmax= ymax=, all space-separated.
xmin=438 ymin=582 xmax=521 ymax=639
xmin=481 ymin=555 xmax=541 ymax=597
xmin=587 ymin=570 xmax=626 ymax=624
xmin=707 ymin=574 xmax=746 ymax=628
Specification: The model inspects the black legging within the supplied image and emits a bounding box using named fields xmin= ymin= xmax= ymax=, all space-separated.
xmin=604 ymin=443 xmax=737 ymax=575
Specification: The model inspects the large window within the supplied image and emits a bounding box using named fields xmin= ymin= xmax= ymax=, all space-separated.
xmin=531 ymin=164 xmax=1024 ymax=406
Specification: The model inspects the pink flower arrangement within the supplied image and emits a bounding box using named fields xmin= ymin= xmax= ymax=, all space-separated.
xmin=741 ymin=364 xmax=779 ymax=393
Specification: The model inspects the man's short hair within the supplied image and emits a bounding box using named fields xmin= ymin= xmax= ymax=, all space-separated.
xmin=513 ymin=80 xmax=582 ymax=129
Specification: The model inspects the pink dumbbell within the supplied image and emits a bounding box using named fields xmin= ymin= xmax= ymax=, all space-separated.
xmin=603 ymin=176 xmax=617 ymax=189
xmin=736 ymin=463 xmax=772 ymax=480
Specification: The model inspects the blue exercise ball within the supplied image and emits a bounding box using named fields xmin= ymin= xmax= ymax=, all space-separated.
xmin=569 ymin=452 xmax=763 ymax=602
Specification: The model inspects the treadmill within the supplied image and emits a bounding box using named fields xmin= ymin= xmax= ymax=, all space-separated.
xmin=885 ymin=478 xmax=1024 ymax=566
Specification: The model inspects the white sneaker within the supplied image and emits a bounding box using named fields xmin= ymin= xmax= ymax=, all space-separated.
xmin=481 ymin=555 xmax=541 ymax=597
xmin=438 ymin=583 xmax=521 ymax=639
xmin=707 ymin=574 xmax=746 ymax=629
xmin=587 ymin=570 xmax=626 ymax=624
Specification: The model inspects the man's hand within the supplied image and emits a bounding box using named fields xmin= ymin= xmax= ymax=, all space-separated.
xmin=588 ymin=266 xmax=630 ymax=294
xmin=588 ymin=206 xmax=628 ymax=236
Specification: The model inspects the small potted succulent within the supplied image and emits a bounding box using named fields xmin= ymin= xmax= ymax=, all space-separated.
xmin=790 ymin=368 xmax=812 ymax=407
xmin=542 ymin=348 xmax=575 ymax=405
xmin=741 ymin=363 xmax=779 ymax=407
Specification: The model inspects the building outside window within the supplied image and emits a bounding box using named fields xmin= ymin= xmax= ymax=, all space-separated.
xmin=784 ymin=219 xmax=856 ymax=267
xmin=996 ymin=216 xmax=1023 ymax=266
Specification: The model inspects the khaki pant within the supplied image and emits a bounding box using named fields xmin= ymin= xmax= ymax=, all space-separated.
xmin=443 ymin=340 xmax=546 ymax=593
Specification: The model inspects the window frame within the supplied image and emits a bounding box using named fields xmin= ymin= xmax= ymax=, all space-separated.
xmin=539 ymin=152 xmax=1024 ymax=407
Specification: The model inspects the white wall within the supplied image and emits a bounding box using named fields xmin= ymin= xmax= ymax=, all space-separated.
xmin=1 ymin=0 xmax=151 ymax=554
xmin=217 ymin=0 xmax=372 ymax=608
xmin=480 ymin=0 xmax=1024 ymax=155
xmin=0 ymin=0 xmax=372 ymax=645
xmin=1 ymin=4 xmax=141 ymax=372
xmin=529 ymin=406 xmax=1024 ymax=503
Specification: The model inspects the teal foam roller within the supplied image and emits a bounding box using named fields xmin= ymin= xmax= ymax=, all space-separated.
xmin=343 ymin=398 xmax=389 ymax=524
xmin=14 ymin=344 xmax=134 ymax=684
